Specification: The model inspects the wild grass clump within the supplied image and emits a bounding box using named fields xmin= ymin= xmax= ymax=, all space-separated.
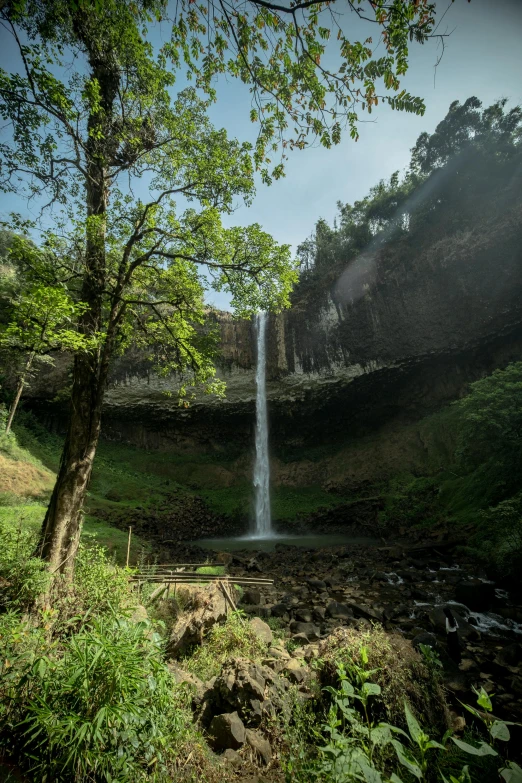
xmin=195 ymin=565 xmax=225 ymax=575
xmin=182 ymin=611 xmax=266 ymax=681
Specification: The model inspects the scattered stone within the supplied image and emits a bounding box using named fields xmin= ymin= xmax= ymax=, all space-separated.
xmin=289 ymin=621 xmax=321 ymax=641
xmin=326 ymin=601 xmax=354 ymax=621
xmin=209 ymin=712 xmax=246 ymax=750
xmin=249 ymin=617 xmax=273 ymax=646
xmin=245 ymin=729 xmax=272 ymax=765
xmin=284 ymin=659 xmax=307 ymax=684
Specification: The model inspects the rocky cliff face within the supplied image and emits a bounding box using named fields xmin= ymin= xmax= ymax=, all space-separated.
xmin=29 ymin=201 xmax=522 ymax=486
xmin=81 ymin=202 xmax=522 ymax=456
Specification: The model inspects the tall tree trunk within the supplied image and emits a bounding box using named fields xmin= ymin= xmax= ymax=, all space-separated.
xmin=38 ymin=170 xmax=108 ymax=573
xmin=5 ymin=351 xmax=35 ymax=435
xmin=38 ymin=44 xmax=119 ymax=575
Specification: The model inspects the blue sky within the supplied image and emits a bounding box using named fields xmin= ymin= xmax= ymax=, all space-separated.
xmin=1 ymin=0 xmax=521 ymax=310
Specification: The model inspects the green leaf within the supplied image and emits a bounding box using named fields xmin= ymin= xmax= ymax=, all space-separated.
xmin=390 ymin=740 xmax=423 ymax=780
xmin=501 ymin=762 xmax=522 ymax=783
xmin=362 ymin=682 xmax=381 ymax=697
xmin=451 ymin=737 xmax=498 ymax=757
xmin=404 ymin=702 xmax=422 ymax=743
xmin=341 ymin=680 xmax=355 ymax=697
xmin=490 ymin=720 xmax=510 ymax=742
xmin=475 ymin=687 xmax=493 ymax=712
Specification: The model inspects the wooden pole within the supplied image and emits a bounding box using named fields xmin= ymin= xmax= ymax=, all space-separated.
xmin=126 ymin=526 xmax=132 ymax=568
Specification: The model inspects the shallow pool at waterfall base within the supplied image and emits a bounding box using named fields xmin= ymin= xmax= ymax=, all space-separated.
xmin=192 ymin=533 xmax=380 ymax=552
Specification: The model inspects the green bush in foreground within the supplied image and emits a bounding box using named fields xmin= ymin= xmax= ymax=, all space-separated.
xmin=283 ymin=649 xmax=519 ymax=783
xmin=0 ymin=615 xmax=197 ymax=782
xmin=0 ymin=514 xmax=49 ymax=609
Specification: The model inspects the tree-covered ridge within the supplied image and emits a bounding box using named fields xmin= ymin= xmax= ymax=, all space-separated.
xmin=296 ymin=96 xmax=522 ymax=291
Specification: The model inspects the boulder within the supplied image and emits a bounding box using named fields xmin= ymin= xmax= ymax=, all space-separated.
xmin=249 ymin=617 xmax=273 ymax=646
xmin=283 ymin=659 xmax=308 ymax=684
xmin=411 ymin=632 xmax=439 ymax=651
xmin=222 ymin=748 xmax=241 ymax=766
xmin=305 ymin=578 xmax=327 ymax=591
xmin=243 ymin=588 xmax=263 ymax=606
xmin=326 ymin=601 xmax=354 ymax=621
xmin=130 ymin=604 xmax=149 ymax=623
xmin=271 ymin=603 xmax=290 ymax=619
xmin=167 ymin=662 xmax=206 ymax=703
xmin=208 ymin=658 xmax=291 ymax=726
xmin=455 ymin=581 xmax=495 ymax=612
xmin=347 ymin=603 xmax=382 ymax=622
xmin=289 ymin=620 xmax=320 ymax=640
xmin=209 ymin=712 xmax=246 ymax=750
xmin=428 ymin=606 xmax=480 ymax=641
xmin=493 ymin=643 xmax=522 ymax=674
xmin=167 ymin=584 xmax=228 ymax=656
xmin=295 ymin=608 xmax=313 ymax=623
xmin=246 ymin=729 xmax=272 ymax=765
xmin=291 ymin=632 xmax=311 ymax=646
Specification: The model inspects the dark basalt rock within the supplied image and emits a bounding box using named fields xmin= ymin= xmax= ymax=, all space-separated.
xmin=455 ymin=581 xmax=496 ymax=612
xmin=209 ymin=712 xmax=246 ymax=750
xmin=326 ymin=601 xmax=354 ymax=621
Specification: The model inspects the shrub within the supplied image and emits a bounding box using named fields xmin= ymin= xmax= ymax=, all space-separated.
xmin=73 ymin=539 xmax=133 ymax=617
xmin=0 ymin=513 xmax=49 ymax=609
xmin=316 ymin=626 xmax=449 ymax=736
xmin=471 ymin=493 xmax=522 ymax=580
xmin=1 ymin=616 xmax=192 ymax=782
xmin=183 ymin=611 xmax=266 ymax=680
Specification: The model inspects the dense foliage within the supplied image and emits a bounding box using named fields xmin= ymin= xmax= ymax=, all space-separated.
xmin=296 ymin=96 xmax=522 ymax=293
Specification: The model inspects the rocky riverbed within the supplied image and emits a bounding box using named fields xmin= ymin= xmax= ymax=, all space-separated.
xmin=159 ymin=539 xmax=522 ymax=783
xmin=226 ymin=541 xmax=522 ymax=724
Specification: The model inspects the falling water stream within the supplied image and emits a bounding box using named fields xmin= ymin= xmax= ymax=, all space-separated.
xmin=253 ymin=311 xmax=272 ymax=537
xmin=194 ymin=311 xmax=380 ymax=551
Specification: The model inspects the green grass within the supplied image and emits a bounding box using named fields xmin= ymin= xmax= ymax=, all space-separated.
xmin=195 ymin=565 xmax=225 ymax=575
xmin=182 ymin=612 xmax=266 ymax=680
xmin=0 ymin=504 xmax=151 ymax=565
xmin=199 ymin=483 xmax=348 ymax=521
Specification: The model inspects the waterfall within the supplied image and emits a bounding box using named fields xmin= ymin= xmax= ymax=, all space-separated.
xmin=253 ymin=311 xmax=272 ymax=538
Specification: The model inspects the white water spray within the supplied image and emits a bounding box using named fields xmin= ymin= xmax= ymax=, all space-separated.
xmin=253 ymin=311 xmax=272 ymax=537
